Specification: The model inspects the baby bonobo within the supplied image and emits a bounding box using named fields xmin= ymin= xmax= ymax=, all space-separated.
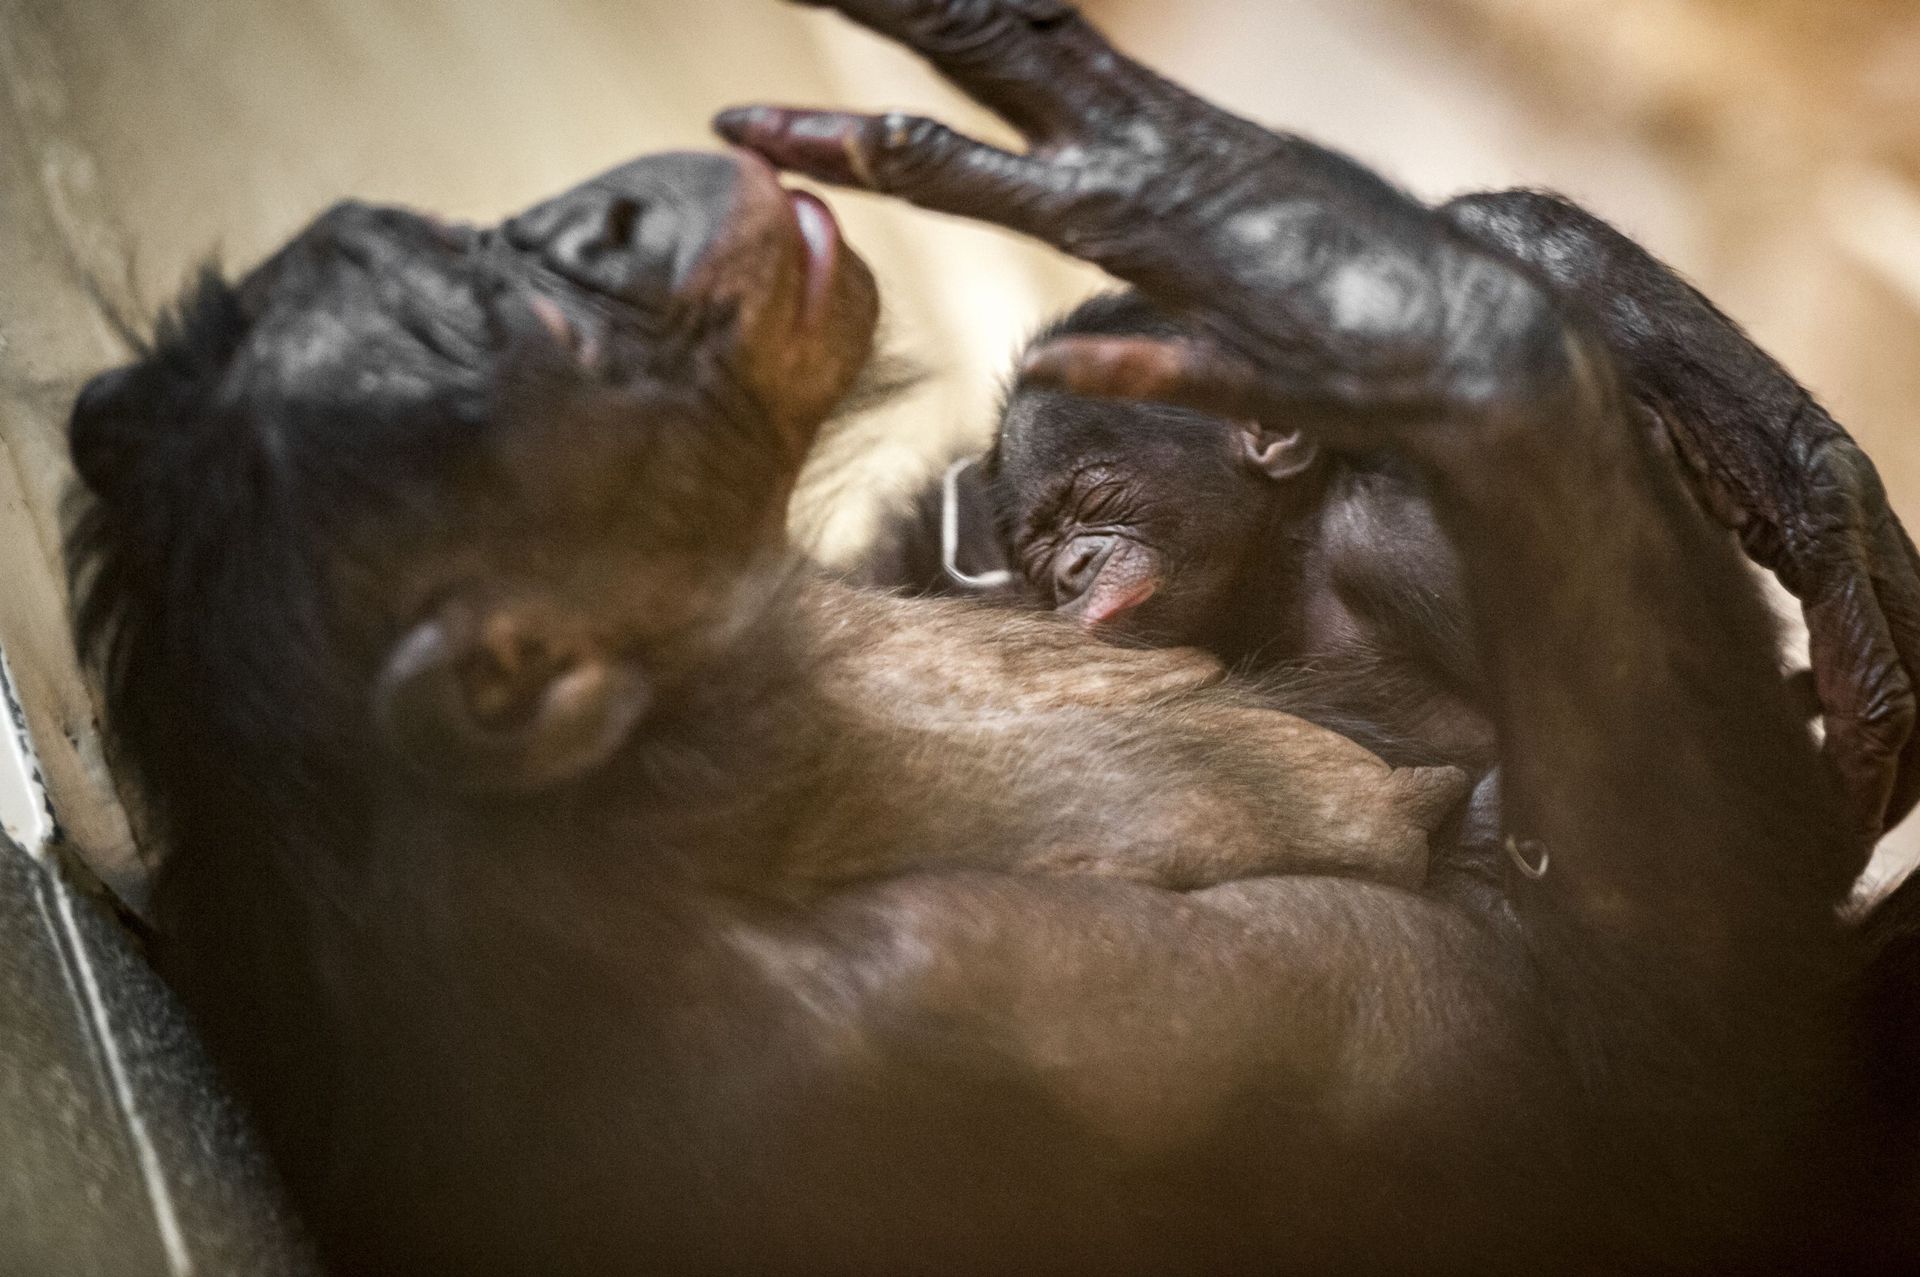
xmin=67 ymin=150 xmax=1460 ymax=1273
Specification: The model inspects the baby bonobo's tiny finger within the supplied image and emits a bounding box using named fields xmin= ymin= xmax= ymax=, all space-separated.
xmin=1020 ymin=336 xmax=1283 ymax=423
xmin=716 ymin=106 xmax=1062 ymax=230
xmin=1022 ymin=335 xmax=1451 ymax=452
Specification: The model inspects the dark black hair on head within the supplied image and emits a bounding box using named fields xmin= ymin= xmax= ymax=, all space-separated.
xmin=64 ymin=268 xmax=348 ymax=871
xmin=983 ymin=289 xmax=1197 ymax=487
xmin=69 ymin=269 xmax=249 ymax=505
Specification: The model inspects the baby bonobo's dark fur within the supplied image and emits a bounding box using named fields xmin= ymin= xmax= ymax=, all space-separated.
xmin=888 ymin=198 xmax=1920 ymax=851
xmin=874 ymin=289 xmax=1495 ymax=771
xmin=66 ymin=152 xmax=1468 ymax=1275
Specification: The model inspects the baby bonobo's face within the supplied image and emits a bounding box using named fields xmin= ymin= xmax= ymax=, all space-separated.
xmin=69 ymin=150 xmax=881 ymax=794
xmin=990 ymin=385 xmax=1259 ymax=641
xmin=990 ymin=384 xmax=1293 ymax=649
xmin=982 ymin=291 xmax=1317 ymax=650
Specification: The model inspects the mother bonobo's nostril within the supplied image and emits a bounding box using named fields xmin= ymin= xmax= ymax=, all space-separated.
xmin=503 ymin=152 xmax=747 ymax=306
xmin=550 ymin=196 xmax=646 ymax=270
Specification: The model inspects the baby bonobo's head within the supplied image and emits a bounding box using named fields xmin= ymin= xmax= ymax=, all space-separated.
xmin=986 ymin=291 xmax=1324 ymax=650
xmin=980 ymin=291 xmax=1493 ymax=769
xmin=68 ymin=151 xmax=879 ymax=807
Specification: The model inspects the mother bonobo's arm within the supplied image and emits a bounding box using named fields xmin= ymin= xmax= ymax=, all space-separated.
xmin=721 ymin=0 xmax=1852 ymax=1261
xmin=765 ymin=873 xmax=1553 ymax=1273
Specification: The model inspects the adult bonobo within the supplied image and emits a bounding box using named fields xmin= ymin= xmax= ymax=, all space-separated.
xmin=60 ymin=7 xmax=1909 ymax=1277
xmin=66 ymin=151 xmax=1472 ymax=1273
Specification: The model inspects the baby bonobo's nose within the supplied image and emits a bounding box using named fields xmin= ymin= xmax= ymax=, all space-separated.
xmin=503 ymin=153 xmax=747 ymax=306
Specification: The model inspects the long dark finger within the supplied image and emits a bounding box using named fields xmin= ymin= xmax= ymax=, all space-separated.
xmin=1446 ymin=189 xmax=1920 ymax=847
xmin=787 ymin=0 xmax=1189 ymax=146
xmin=717 ymin=107 xmax=1072 ymax=235
xmin=1870 ymin=516 xmax=1920 ymax=826
xmin=1792 ymin=444 xmax=1920 ymax=840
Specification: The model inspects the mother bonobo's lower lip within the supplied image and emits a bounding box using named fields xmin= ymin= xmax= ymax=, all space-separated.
xmin=673 ymin=149 xmax=859 ymax=339
xmin=676 ymin=147 xmax=877 ymax=436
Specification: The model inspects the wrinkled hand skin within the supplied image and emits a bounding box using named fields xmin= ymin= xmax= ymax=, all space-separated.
xmin=718 ymin=0 xmax=1920 ymax=853
xmin=1441 ymin=191 xmax=1920 ymax=852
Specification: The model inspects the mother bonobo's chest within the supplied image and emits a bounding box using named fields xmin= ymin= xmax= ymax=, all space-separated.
xmin=796 ymin=584 xmax=1466 ymax=891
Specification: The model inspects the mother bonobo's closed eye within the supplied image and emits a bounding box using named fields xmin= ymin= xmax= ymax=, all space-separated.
xmin=69 ymin=150 xmax=880 ymax=796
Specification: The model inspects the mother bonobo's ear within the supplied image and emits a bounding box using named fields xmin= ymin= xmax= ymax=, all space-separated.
xmin=374 ymin=590 xmax=651 ymax=795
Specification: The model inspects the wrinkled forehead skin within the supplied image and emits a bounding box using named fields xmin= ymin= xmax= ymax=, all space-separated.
xmin=229 ymin=203 xmax=495 ymax=416
xmin=997 ymin=387 xmax=1237 ymax=481
xmin=218 ymin=153 xmax=760 ymax=423
xmin=991 ymin=388 xmax=1247 ymax=553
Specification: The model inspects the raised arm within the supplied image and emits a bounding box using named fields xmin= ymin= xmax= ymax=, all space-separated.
xmin=1441 ymin=190 xmax=1920 ymax=852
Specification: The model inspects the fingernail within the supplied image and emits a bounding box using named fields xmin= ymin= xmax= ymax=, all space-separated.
xmin=712 ymin=107 xmax=771 ymax=142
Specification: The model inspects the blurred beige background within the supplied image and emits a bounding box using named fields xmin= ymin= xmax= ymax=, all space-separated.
xmin=5 ymin=0 xmax=1920 ymax=901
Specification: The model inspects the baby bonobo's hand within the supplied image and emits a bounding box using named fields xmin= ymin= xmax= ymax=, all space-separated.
xmin=715 ymin=0 xmax=1566 ymax=446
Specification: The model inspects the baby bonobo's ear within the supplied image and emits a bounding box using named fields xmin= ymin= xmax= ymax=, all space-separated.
xmin=1239 ymin=422 xmax=1319 ymax=483
xmin=374 ymin=590 xmax=651 ymax=795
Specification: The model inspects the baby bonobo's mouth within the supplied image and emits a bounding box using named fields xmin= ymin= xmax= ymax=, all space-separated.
xmin=1055 ymin=536 xmax=1161 ymax=627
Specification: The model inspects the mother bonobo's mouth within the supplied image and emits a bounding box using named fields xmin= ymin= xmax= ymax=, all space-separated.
xmin=500 ymin=149 xmax=878 ymax=442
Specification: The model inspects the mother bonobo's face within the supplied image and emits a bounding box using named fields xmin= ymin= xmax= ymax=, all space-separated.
xmin=218 ymin=150 xmax=877 ymax=494
xmin=69 ymin=151 xmax=878 ymax=796
xmin=498 ymin=151 xmax=878 ymax=451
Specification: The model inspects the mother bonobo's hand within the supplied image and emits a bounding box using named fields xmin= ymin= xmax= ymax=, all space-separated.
xmin=715 ymin=0 xmax=1560 ymax=454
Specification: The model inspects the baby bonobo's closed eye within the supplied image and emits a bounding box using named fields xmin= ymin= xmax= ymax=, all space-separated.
xmin=374 ymin=591 xmax=651 ymax=795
